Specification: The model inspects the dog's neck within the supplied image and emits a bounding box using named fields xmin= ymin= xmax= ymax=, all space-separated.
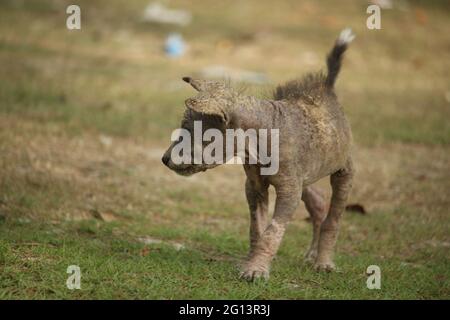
xmin=229 ymin=96 xmax=277 ymax=131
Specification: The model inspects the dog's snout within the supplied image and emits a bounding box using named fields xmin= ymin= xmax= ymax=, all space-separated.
xmin=162 ymin=154 xmax=170 ymax=166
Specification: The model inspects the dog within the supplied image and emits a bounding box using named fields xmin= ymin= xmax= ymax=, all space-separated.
xmin=162 ymin=29 xmax=355 ymax=281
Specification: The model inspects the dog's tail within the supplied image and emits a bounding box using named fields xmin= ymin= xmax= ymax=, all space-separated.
xmin=325 ymin=28 xmax=355 ymax=88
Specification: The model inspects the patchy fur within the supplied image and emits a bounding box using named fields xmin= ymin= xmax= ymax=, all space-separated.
xmin=162 ymin=29 xmax=356 ymax=281
xmin=274 ymin=72 xmax=327 ymax=103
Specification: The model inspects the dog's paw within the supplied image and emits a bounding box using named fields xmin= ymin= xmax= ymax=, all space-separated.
xmin=314 ymin=261 xmax=336 ymax=272
xmin=239 ymin=265 xmax=270 ymax=282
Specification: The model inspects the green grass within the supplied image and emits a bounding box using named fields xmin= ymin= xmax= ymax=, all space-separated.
xmin=1 ymin=211 xmax=448 ymax=299
xmin=0 ymin=0 xmax=449 ymax=299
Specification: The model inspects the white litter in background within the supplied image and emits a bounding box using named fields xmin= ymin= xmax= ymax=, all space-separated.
xmin=99 ymin=135 xmax=113 ymax=147
xmin=142 ymin=2 xmax=191 ymax=26
xmin=369 ymin=0 xmax=393 ymax=9
xmin=200 ymin=65 xmax=269 ymax=84
xmin=138 ymin=236 xmax=185 ymax=251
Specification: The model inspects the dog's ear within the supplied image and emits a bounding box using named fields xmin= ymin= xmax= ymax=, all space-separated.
xmin=182 ymin=77 xmax=225 ymax=92
xmin=184 ymin=98 xmax=201 ymax=111
xmin=183 ymin=76 xmax=233 ymax=123
xmin=184 ymin=98 xmax=229 ymax=123
xmin=184 ymin=97 xmax=219 ymax=115
xmin=182 ymin=77 xmax=206 ymax=92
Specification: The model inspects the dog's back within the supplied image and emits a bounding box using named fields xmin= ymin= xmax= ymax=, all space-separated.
xmin=271 ymin=29 xmax=355 ymax=185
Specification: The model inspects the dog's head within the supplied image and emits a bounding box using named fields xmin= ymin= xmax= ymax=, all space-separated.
xmin=162 ymin=77 xmax=237 ymax=176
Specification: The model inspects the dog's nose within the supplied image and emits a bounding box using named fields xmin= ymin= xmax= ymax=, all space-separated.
xmin=162 ymin=154 xmax=170 ymax=166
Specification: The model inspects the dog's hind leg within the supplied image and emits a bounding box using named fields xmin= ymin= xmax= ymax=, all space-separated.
xmin=302 ymin=186 xmax=327 ymax=263
xmin=315 ymin=158 xmax=354 ymax=272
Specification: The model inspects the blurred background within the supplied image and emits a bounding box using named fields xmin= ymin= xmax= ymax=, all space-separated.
xmin=0 ymin=0 xmax=449 ymax=299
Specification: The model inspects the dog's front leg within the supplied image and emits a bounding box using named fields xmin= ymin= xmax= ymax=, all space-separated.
xmin=245 ymin=178 xmax=269 ymax=253
xmin=240 ymin=184 xmax=301 ymax=281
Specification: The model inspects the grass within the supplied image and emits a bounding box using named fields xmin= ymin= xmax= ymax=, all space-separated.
xmin=0 ymin=0 xmax=449 ymax=299
xmin=1 ymin=211 xmax=448 ymax=299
